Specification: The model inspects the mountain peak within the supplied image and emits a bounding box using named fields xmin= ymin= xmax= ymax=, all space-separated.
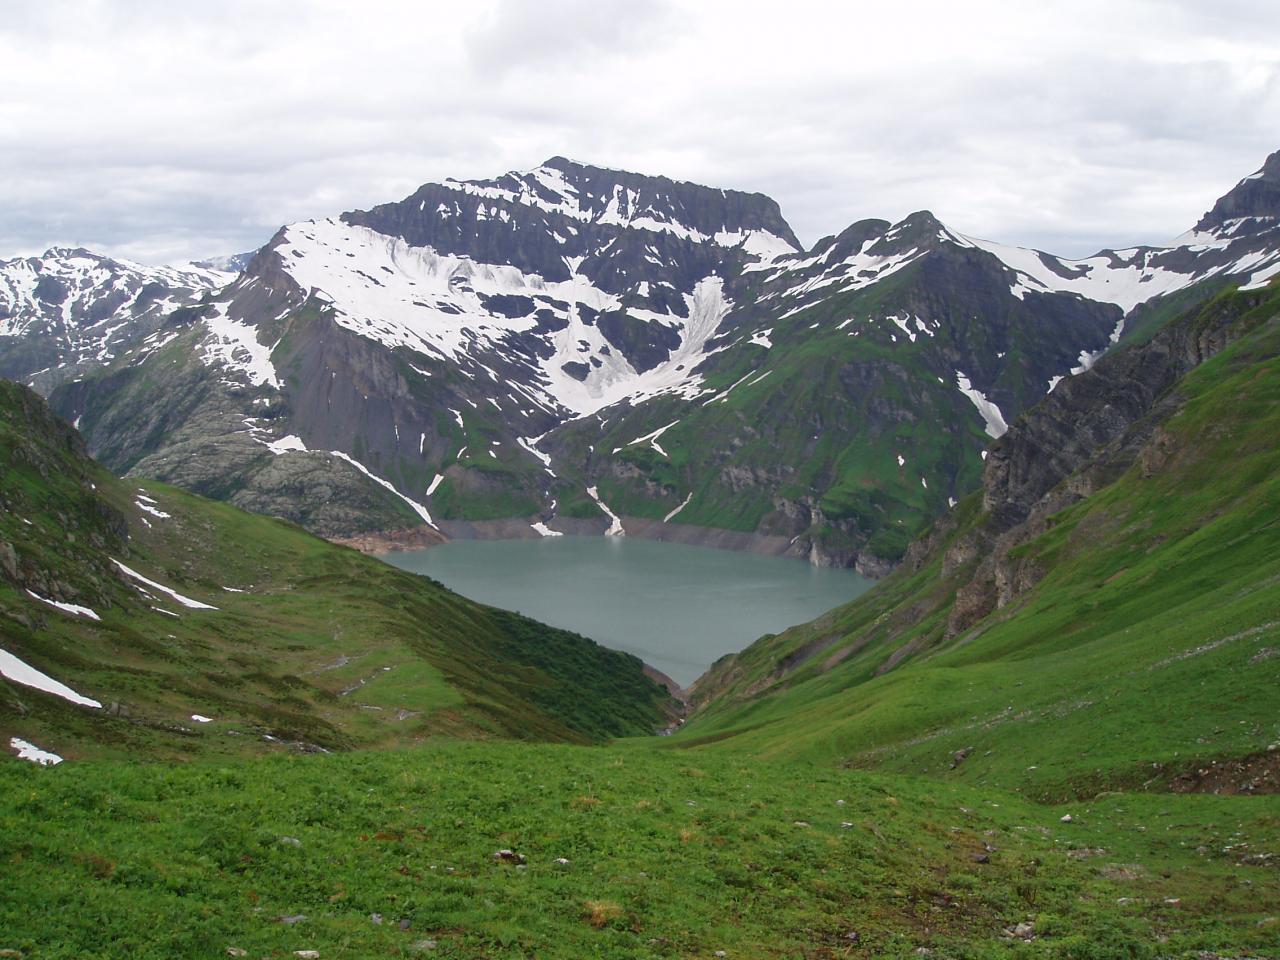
xmin=538 ymin=155 xmax=585 ymax=172
xmin=40 ymin=245 xmax=97 ymax=261
xmin=1193 ymin=148 xmax=1280 ymax=233
xmin=350 ymin=158 xmax=801 ymax=263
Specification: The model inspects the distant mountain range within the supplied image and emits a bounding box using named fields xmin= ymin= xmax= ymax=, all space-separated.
xmin=3 ymin=151 xmax=1278 ymax=572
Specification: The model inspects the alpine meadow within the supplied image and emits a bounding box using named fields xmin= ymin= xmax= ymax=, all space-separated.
xmin=2 ymin=3 xmax=1278 ymax=958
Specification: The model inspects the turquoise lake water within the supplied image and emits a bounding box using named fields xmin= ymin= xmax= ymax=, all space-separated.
xmin=383 ymin=536 xmax=873 ymax=687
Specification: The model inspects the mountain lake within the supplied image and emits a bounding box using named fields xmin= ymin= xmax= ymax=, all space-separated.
xmin=384 ymin=536 xmax=874 ymax=688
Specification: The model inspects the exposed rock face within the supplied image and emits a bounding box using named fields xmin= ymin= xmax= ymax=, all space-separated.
xmin=346 ymin=155 xmax=800 ymax=288
xmin=553 ymin=207 xmax=1131 ymax=570
xmin=982 ymin=285 xmax=1262 ymax=533
xmin=944 ymin=285 xmax=1277 ymax=637
xmin=1194 ymin=149 xmax=1280 ymax=233
xmin=50 ymin=326 xmax=437 ymax=538
xmin=43 ymin=158 xmax=802 ymax=547
xmin=0 ymin=247 xmax=229 ymax=391
xmin=6 ymin=152 xmax=1279 ymax=566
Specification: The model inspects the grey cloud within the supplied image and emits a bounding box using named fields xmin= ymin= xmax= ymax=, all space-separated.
xmin=1 ymin=1 xmax=1278 ymax=264
xmin=464 ymin=0 xmax=674 ymax=74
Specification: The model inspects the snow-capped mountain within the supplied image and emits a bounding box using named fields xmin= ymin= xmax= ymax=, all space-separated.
xmin=192 ymin=251 xmax=256 ymax=274
xmin=0 ymin=248 xmax=231 ymax=392
xmin=554 ymin=154 xmax=1280 ymax=570
xmin=235 ymin=156 xmax=799 ymax=417
xmin=21 ymin=151 xmax=1280 ymax=568
xmin=42 ymin=160 xmax=800 ymax=541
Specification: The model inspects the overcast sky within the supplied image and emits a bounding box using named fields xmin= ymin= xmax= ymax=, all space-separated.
xmin=2 ymin=0 xmax=1278 ymax=265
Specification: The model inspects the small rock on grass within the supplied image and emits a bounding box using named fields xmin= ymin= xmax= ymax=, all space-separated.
xmin=492 ymin=849 xmax=526 ymax=865
xmin=1059 ymin=814 xmax=1073 ymax=823
xmin=1003 ymin=921 xmax=1035 ymax=940
xmin=294 ymin=952 xmax=320 ymax=959
xmin=225 ymin=950 xmax=247 ymax=959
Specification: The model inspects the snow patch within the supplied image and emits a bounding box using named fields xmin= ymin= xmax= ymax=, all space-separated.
xmin=25 ymin=589 xmax=101 ymax=620
xmin=135 ymin=497 xmax=171 ymax=519
xmin=328 ymin=451 xmax=436 ymax=528
xmin=9 ymin=737 xmax=62 ymax=765
xmin=265 ymin=434 xmax=308 ymax=455
xmin=0 ymin=647 xmax=102 ymax=708
xmin=586 ymin=486 xmax=624 ymax=536
xmin=888 ymin=314 xmax=916 ymax=343
xmin=1240 ymin=261 xmax=1280 ymax=291
xmin=112 ymin=559 xmax=219 ymax=610
xmin=622 ymin=420 xmax=679 ymax=458
xmin=955 ymin=371 xmax=1008 ymax=439
xmin=199 ymin=302 xmax=281 ymax=388
xmin=517 ymin=437 xmax=556 ymax=475
xmin=960 ymin=228 xmax=1280 ymax=314
xmin=663 ymin=492 xmax=693 ymax=523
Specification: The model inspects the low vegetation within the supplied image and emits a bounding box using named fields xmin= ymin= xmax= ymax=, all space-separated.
xmin=2 ymin=286 xmax=1278 ymax=958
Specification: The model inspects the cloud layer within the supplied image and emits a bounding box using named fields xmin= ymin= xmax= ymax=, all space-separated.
xmin=2 ymin=0 xmax=1278 ymax=264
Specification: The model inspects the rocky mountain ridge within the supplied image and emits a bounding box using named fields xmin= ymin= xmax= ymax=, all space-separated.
xmin=690 ymin=276 xmax=1280 ymax=712
xmin=0 ymin=247 xmax=230 ymax=393
xmin=5 ymin=152 xmax=1279 ymax=568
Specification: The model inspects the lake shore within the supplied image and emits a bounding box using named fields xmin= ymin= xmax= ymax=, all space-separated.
xmin=341 ymin=516 xmax=893 ymax=578
xmin=380 ymin=535 xmax=873 ymax=687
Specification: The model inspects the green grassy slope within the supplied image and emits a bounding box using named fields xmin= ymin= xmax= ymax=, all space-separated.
xmin=677 ymin=285 xmax=1280 ymax=799
xmin=3 ymin=741 xmax=1277 ymax=959
xmin=0 ymin=380 xmax=672 ymax=759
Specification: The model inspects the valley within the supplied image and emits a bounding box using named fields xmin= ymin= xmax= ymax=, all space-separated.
xmin=2 ymin=149 xmax=1278 ymax=959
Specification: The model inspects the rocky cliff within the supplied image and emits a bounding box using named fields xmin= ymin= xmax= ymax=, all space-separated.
xmin=4 ymin=153 xmax=1275 ymax=567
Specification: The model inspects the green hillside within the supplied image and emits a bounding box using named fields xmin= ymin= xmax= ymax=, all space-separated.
xmin=0 ymin=379 xmax=673 ymax=759
xmin=679 ymin=283 xmax=1280 ymax=799
xmin=2 ymin=285 xmax=1278 ymax=958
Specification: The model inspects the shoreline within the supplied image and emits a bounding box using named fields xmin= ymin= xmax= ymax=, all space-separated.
xmin=437 ymin=515 xmax=802 ymax=559
xmin=346 ymin=518 xmax=877 ymax=701
xmin=342 ymin=515 xmax=891 ymax=577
